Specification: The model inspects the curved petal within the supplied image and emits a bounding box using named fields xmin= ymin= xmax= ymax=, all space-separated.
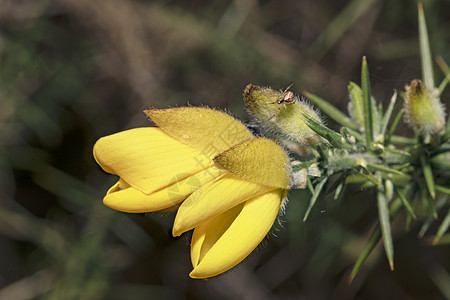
xmin=145 ymin=107 xmax=253 ymax=157
xmin=189 ymin=188 xmax=285 ymax=279
xmin=172 ymin=174 xmax=273 ymax=236
xmin=214 ymin=138 xmax=292 ymax=189
xmin=104 ymin=167 xmax=226 ymax=213
xmin=94 ymin=128 xmax=213 ymax=194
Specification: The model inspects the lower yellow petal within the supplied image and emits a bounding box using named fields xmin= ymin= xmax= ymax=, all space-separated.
xmin=104 ymin=167 xmax=225 ymax=213
xmin=94 ymin=128 xmax=213 ymax=194
xmin=189 ymin=188 xmax=285 ymax=279
xmin=172 ymin=174 xmax=273 ymax=236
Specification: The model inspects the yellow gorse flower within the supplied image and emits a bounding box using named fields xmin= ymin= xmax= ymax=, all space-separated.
xmin=93 ymin=107 xmax=292 ymax=279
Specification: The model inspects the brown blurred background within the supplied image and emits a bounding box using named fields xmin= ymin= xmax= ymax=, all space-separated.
xmin=1 ymin=0 xmax=450 ymax=299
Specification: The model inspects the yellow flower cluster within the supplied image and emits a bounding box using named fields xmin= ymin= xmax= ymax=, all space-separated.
xmin=93 ymin=107 xmax=292 ymax=278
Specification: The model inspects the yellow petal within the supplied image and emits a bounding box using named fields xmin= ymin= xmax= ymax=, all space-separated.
xmin=145 ymin=107 xmax=253 ymax=157
xmin=189 ymin=188 xmax=284 ymax=279
xmin=94 ymin=128 xmax=213 ymax=194
xmin=104 ymin=167 xmax=226 ymax=213
xmin=214 ymin=138 xmax=292 ymax=189
xmin=172 ymin=174 xmax=273 ymax=236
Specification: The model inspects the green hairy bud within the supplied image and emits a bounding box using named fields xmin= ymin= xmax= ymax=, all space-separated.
xmin=403 ymin=79 xmax=446 ymax=135
xmin=243 ymin=84 xmax=323 ymax=146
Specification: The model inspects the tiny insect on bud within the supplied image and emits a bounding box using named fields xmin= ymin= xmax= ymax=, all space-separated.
xmin=243 ymin=84 xmax=323 ymax=146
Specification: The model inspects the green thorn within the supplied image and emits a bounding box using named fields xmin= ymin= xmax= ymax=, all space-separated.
xmin=421 ymin=155 xmax=436 ymax=199
xmin=362 ymin=57 xmax=374 ymax=146
xmin=418 ymin=2 xmax=435 ymax=89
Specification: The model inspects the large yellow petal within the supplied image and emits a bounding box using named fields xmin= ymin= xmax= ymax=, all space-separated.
xmin=214 ymin=138 xmax=292 ymax=189
xmin=145 ymin=107 xmax=253 ymax=157
xmin=172 ymin=174 xmax=273 ymax=236
xmin=189 ymin=188 xmax=284 ymax=279
xmin=104 ymin=167 xmax=226 ymax=213
xmin=94 ymin=128 xmax=213 ymax=194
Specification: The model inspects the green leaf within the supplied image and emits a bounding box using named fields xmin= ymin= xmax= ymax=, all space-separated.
xmin=385 ymin=109 xmax=405 ymax=145
xmin=394 ymin=186 xmax=416 ymax=219
xmin=377 ymin=174 xmax=394 ymax=271
xmin=301 ymin=112 xmax=347 ymax=149
xmin=436 ymin=185 xmax=450 ymax=195
xmin=436 ymin=56 xmax=450 ymax=96
xmin=357 ymin=168 xmax=383 ymax=187
xmin=349 ymin=226 xmax=381 ymax=283
xmin=362 ymin=57 xmax=375 ymax=146
xmin=380 ymin=91 xmax=397 ymax=137
xmin=349 ymin=197 xmax=402 ymax=282
xmin=442 ymin=128 xmax=450 ymax=143
xmin=308 ymin=0 xmax=377 ymax=59
xmin=421 ymin=155 xmax=436 ymax=199
xmin=303 ymin=91 xmax=357 ymax=130
xmin=307 ymin=176 xmax=315 ymax=196
xmin=334 ymin=181 xmax=345 ymax=200
xmin=384 ymin=147 xmax=412 ymax=157
xmin=436 ymin=55 xmax=450 ymax=75
xmin=418 ymin=3 xmax=435 ymax=89
xmin=366 ymin=162 xmax=407 ymax=176
xmin=419 ymin=195 xmax=448 ymax=238
xmin=292 ymin=160 xmax=318 ymax=172
xmin=348 ymin=81 xmax=365 ymax=128
xmin=421 ymin=181 xmax=438 ymax=219
xmin=390 ymin=135 xmax=416 ymax=145
xmin=429 ymin=265 xmax=450 ymax=299
xmin=345 ymin=127 xmax=365 ymax=142
xmin=437 ymin=74 xmax=450 ymax=97
xmin=303 ymin=177 xmax=327 ymax=221
xmin=433 ymin=208 xmax=450 ymax=245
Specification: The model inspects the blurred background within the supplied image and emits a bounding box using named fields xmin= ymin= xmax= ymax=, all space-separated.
xmin=1 ymin=0 xmax=450 ymax=299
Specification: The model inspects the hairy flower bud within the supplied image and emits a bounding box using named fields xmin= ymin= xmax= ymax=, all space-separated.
xmin=244 ymin=84 xmax=322 ymax=146
xmin=403 ymin=79 xmax=446 ymax=135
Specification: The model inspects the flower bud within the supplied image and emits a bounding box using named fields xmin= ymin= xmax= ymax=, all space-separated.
xmin=244 ymin=84 xmax=322 ymax=146
xmin=403 ymin=80 xmax=445 ymax=135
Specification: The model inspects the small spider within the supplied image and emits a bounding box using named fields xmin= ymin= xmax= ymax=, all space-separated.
xmin=280 ymin=90 xmax=295 ymax=105
xmin=267 ymin=84 xmax=296 ymax=120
